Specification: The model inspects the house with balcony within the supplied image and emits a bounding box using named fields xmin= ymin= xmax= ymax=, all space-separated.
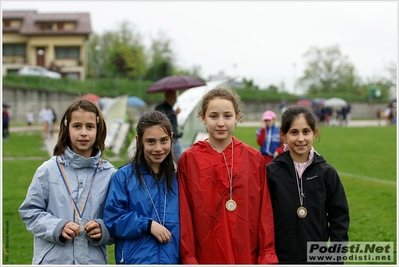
xmin=2 ymin=10 xmax=92 ymax=80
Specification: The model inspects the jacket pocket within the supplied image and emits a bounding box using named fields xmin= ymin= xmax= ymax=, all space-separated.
xmin=36 ymin=243 xmax=56 ymax=264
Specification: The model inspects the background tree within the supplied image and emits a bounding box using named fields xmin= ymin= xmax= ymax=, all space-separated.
xmin=144 ymin=30 xmax=175 ymax=81
xmin=358 ymin=61 xmax=397 ymax=102
xmin=174 ymin=64 xmax=203 ymax=78
xmin=298 ymin=44 xmax=361 ymax=95
xmin=87 ymin=21 xmax=147 ymax=79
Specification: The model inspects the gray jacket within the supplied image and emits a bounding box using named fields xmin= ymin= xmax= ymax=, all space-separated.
xmin=18 ymin=147 xmax=116 ymax=264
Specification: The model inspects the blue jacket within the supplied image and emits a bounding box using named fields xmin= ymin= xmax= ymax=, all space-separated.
xmin=104 ymin=162 xmax=180 ymax=264
xmin=256 ymin=124 xmax=281 ymax=156
xmin=18 ymin=147 xmax=116 ymax=264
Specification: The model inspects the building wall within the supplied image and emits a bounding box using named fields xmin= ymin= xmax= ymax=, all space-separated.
xmin=3 ymin=34 xmax=88 ymax=80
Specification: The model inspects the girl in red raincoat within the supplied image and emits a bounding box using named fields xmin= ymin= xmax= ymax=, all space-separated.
xmin=177 ymin=86 xmax=278 ymax=264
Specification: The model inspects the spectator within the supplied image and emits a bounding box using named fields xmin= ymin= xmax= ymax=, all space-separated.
xmin=3 ymin=103 xmax=11 ymax=141
xmin=340 ymin=106 xmax=348 ymax=126
xmin=155 ymin=90 xmax=183 ymax=164
xmin=256 ymin=110 xmax=283 ymax=164
xmin=26 ymin=110 xmax=35 ymax=126
xmin=50 ymin=108 xmax=57 ymax=137
xmin=376 ymin=108 xmax=382 ymax=126
xmin=38 ymin=104 xmax=54 ymax=139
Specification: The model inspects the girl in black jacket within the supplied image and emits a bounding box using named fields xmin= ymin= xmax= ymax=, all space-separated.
xmin=267 ymin=105 xmax=349 ymax=264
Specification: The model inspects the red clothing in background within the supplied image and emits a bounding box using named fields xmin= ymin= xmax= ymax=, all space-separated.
xmin=178 ymin=137 xmax=278 ymax=264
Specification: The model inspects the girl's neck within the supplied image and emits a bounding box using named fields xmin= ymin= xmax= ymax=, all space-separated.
xmin=149 ymin=163 xmax=160 ymax=175
xmin=292 ymin=155 xmax=309 ymax=163
xmin=207 ymin=137 xmax=232 ymax=151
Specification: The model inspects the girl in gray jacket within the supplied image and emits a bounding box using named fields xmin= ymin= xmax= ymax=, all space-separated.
xmin=19 ymin=99 xmax=116 ymax=264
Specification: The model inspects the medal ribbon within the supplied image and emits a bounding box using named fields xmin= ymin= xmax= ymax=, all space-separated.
xmin=56 ymin=156 xmax=101 ymax=222
xmin=294 ymin=163 xmax=305 ymax=206
xmin=142 ymin=177 xmax=167 ymax=226
xmin=208 ymin=139 xmax=234 ymax=201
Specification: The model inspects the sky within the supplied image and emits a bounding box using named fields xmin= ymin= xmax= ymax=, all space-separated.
xmin=2 ymin=1 xmax=398 ymax=94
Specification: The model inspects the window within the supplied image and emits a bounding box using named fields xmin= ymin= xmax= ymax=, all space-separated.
xmin=39 ymin=23 xmax=53 ymax=30
xmin=3 ymin=20 xmax=11 ymax=27
xmin=57 ymin=22 xmax=64 ymax=30
xmin=55 ymin=46 xmax=80 ymax=59
xmin=3 ymin=44 xmax=26 ymax=56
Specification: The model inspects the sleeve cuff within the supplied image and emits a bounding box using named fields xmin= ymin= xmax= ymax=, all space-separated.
xmin=147 ymin=219 xmax=153 ymax=233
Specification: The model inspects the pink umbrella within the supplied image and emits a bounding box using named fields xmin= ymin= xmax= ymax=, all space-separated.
xmin=146 ymin=75 xmax=206 ymax=94
xmin=297 ymin=99 xmax=312 ymax=107
xmin=82 ymin=93 xmax=101 ymax=102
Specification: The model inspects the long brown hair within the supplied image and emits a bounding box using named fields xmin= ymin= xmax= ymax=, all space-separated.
xmin=53 ymin=99 xmax=106 ymax=156
xmin=131 ymin=110 xmax=176 ymax=192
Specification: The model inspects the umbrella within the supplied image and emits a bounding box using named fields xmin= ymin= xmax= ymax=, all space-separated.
xmin=324 ymin=97 xmax=347 ymax=107
xmin=82 ymin=93 xmax=101 ymax=102
xmin=146 ymin=75 xmax=206 ymax=94
xmin=297 ymin=99 xmax=313 ymax=107
xmin=128 ymin=96 xmax=146 ymax=107
xmin=313 ymin=98 xmax=326 ymax=105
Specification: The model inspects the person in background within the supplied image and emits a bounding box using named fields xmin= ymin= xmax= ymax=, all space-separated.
xmin=178 ymin=86 xmax=278 ymax=264
xmin=50 ymin=107 xmax=57 ymax=137
xmin=155 ymin=90 xmax=183 ymax=163
xmin=340 ymin=105 xmax=348 ymax=126
xmin=104 ymin=110 xmax=180 ymax=264
xmin=346 ymin=102 xmax=352 ymax=124
xmin=38 ymin=104 xmax=54 ymax=139
xmin=376 ymin=108 xmax=382 ymax=126
xmin=26 ymin=110 xmax=35 ymax=126
xmin=18 ymin=99 xmax=116 ymax=264
xmin=384 ymin=105 xmax=392 ymax=125
xmin=256 ymin=110 xmax=284 ymax=165
xmin=267 ymin=105 xmax=349 ymax=264
xmin=3 ymin=103 xmax=11 ymax=141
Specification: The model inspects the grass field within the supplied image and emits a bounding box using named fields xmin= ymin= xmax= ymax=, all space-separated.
xmin=2 ymin=125 xmax=397 ymax=264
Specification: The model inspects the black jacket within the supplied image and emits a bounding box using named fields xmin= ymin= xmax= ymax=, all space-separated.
xmin=267 ymin=151 xmax=349 ymax=264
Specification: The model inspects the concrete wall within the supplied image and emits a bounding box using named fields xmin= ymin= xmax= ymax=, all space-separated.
xmin=3 ymin=86 xmax=387 ymax=124
xmin=3 ymin=87 xmax=78 ymax=124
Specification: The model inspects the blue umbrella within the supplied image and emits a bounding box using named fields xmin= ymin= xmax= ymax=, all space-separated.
xmin=128 ymin=96 xmax=146 ymax=107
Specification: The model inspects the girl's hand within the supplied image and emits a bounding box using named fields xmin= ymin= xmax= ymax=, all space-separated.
xmin=61 ymin=221 xmax=81 ymax=240
xmin=85 ymin=220 xmax=102 ymax=239
xmin=150 ymin=221 xmax=172 ymax=243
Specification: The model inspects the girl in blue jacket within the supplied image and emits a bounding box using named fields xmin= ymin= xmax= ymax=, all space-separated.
xmin=104 ymin=110 xmax=180 ymax=264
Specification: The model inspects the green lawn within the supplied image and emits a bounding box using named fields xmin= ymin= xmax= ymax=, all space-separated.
xmin=2 ymin=125 xmax=396 ymax=264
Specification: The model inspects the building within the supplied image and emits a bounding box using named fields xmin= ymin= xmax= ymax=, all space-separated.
xmin=2 ymin=10 xmax=92 ymax=80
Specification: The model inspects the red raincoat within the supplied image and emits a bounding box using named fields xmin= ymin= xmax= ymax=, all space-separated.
xmin=178 ymin=137 xmax=278 ymax=264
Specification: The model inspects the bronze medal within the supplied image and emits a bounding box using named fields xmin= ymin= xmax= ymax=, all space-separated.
xmin=297 ymin=206 xmax=307 ymax=218
xmin=226 ymin=199 xmax=237 ymax=211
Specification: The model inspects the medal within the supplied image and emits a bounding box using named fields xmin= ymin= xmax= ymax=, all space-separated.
xmin=226 ymin=199 xmax=237 ymax=211
xmin=78 ymin=218 xmax=84 ymax=233
xmin=297 ymin=206 xmax=307 ymax=218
